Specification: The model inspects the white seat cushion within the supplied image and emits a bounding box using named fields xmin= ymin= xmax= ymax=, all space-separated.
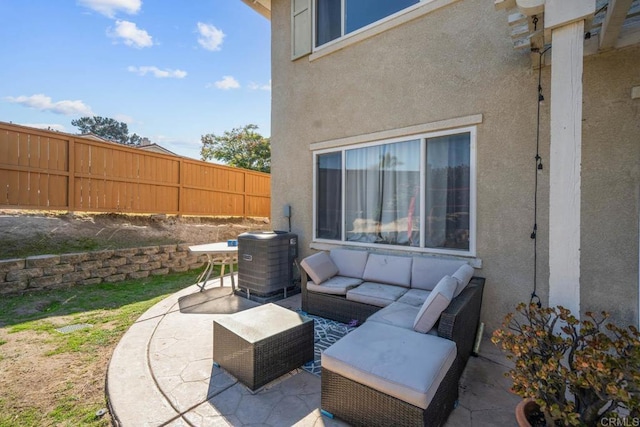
xmin=452 ymin=264 xmax=475 ymax=297
xmin=366 ymin=302 xmax=421 ymax=330
xmin=306 ymin=276 xmax=363 ymax=295
xmin=329 ymin=248 xmax=369 ymax=278
xmin=362 ymin=254 xmax=412 ymax=287
xmin=300 ymin=251 xmax=338 ymax=285
xmin=410 ymin=257 xmax=467 ymax=290
xmin=413 ymin=275 xmax=457 ymax=333
xmin=396 ymin=289 xmax=432 ymax=307
xmin=346 ymin=282 xmax=408 ymax=307
xmin=322 ymin=321 xmax=456 ymax=410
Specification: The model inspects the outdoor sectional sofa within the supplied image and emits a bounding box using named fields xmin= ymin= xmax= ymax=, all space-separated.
xmin=299 ymin=248 xmax=485 ymax=427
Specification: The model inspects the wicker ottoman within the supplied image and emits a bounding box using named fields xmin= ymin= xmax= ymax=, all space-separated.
xmin=213 ymin=303 xmax=314 ymax=391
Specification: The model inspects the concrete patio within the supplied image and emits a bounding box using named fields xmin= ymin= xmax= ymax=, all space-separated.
xmin=107 ymin=275 xmax=521 ymax=426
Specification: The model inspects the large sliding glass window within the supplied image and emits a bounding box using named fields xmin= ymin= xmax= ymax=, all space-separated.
xmin=316 ymin=0 xmax=420 ymax=47
xmin=314 ymin=129 xmax=475 ymax=255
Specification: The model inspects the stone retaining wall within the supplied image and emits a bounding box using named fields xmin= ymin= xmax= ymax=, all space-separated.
xmin=0 ymin=244 xmax=207 ymax=294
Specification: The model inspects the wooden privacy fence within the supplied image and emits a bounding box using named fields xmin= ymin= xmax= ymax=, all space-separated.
xmin=0 ymin=122 xmax=271 ymax=217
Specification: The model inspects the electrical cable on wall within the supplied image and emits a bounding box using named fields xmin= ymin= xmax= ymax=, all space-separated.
xmin=283 ymin=204 xmax=292 ymax=232
xmin=530 ymin=45 xmax=551 ymax=308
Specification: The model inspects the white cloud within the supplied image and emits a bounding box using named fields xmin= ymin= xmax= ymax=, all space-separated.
xmin=77 ymin=0 xmax=141 ymax=18
xmin=127 ymin=66 xmax=187 ymax=79
xmin=197 ymin=23 xmax=224 ymax=51
xmin=5 ymin=94 xmax=93 ymax=116
xmin=108 ymin=20 xmax=153 ymax=48
xmin=248 ymin=80 xmax=271 ymax=91
xmin=21 ymin=123 xmax=67 ymax=132
xmin=210 ymin=76 xmax=240 ymax=90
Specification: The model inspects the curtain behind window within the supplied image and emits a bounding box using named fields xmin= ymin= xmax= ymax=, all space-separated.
xmin=317 ymin=152 xmax=342 ymax=239
xmin=425 ymin=134 xmax=470 ymax=250
xmin=316 ymin=0 xmax=341 ymax=46
xmin=345 ymin=140 xmax=419 ymax=245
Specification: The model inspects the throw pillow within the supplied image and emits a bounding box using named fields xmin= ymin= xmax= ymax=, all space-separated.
xmin=452 ymin=264 xmax=475 ymax=298
xmin=300 ymin=251 xmax=339 ymax=285
xmin=413 ymin=275 xmax=457 ymax=333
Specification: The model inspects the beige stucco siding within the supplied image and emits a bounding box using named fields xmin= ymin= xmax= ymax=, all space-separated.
xmin=581 ymin=47 xmax=640 ymax=326
xmin=269 ymin=0 xmax=639 ymax=330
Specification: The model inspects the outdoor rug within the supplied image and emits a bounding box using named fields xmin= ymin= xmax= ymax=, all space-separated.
xmin=178 ymin=286 xmax=260 ymax=314
xmin=299 ymin=312 xmax=357 ymax=376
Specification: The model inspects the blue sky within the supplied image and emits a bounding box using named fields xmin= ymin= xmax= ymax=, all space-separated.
xmin=0 ymin=0 xmax=271 ymax=160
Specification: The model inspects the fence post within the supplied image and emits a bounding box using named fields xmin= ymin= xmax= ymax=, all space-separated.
xmin=243 ymin=170 xmax=248 ymax=219
xmin=178 ymin=158 xmax=183 ymax=217
xmin=67 ymin=137 xmax=75 ymax=213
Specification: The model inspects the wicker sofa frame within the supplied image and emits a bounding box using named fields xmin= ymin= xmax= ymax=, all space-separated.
xmin=317 ymin=278 xmax=486 ymax=427
xmin=300 ymin=262 xmax=484 ymax=329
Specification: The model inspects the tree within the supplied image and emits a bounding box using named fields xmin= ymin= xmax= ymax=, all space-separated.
xmin=200 ymin=124 xmax=270 ymax=173
xmin=71 ymin=116 xmax=144 ymax=146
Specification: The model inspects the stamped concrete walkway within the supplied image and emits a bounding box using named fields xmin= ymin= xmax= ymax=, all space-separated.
xmin=106 ymin=275 xmax=521 ymax=426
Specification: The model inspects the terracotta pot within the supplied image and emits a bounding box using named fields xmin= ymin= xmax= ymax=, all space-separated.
xmin=515 ymin=398 xmax=542 ymax=427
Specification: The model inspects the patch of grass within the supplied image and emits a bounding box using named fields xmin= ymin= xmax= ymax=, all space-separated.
xmin=0 ymin=267 xmax=208 ymax=327
xmin=9 ymin=321 xmax=54 ymax=333
xmin=0 ymin=392 xmax=110 ymax=427
xmin=47 ymin=389 xmax=109 ymax=427
xmin=4 ymin=233 xmax=103 ymax=259
xmin=44 ymin=325 xmax=121 ymax=356
xmin=0 ymin=266 xmax=214 ymax=426
xmin=0 ymin=392 xmax=46 ymax=427
xmin=2 ymin=268 xmax=208 ymax=356
xmin=0 ymin=407 xmax=42 ymax=427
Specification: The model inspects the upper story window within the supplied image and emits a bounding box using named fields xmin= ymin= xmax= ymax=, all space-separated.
xmin=315 ymin=0 xmax=420 ymax=47
xmin=314 ymin=127 xmax=477 ymax=256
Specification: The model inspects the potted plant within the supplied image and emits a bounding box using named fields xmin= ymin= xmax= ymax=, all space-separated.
xmin=492 ymin=303 xmax=640 ymax=426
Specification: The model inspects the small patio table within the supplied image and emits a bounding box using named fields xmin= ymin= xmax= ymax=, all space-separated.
xmin=213 ymin=303 xmax=314 ymax=391
xmin=188 ymin=242 xmax=238 ymax=292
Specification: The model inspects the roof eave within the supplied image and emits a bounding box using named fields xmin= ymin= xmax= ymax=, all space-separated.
xmin=240 ymin=0 xmax=271 ymax=20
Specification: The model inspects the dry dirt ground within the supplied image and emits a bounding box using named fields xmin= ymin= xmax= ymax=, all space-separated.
xmin=0 ymin=210 xmax=272 ymax=426
xmin=0 ymin=210 xmax=272 ymax=260
xmin=0 ymin=327 xmax=113 ymax=426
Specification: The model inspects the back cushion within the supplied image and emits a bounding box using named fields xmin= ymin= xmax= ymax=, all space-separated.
xmin=413 ymin=275 xmax=457 ymax=333
xmin=411 ymin=257 xmax=467 ymax=290
xmin=330 ymin=248 xmax=369 ymax=278
xmin=452 ymin=264 xmax=475 ymax=297
xmin=362 ymin=254 xmax=412 ymax=288
xmin=300 ymin=252 xmax=339 ymax=285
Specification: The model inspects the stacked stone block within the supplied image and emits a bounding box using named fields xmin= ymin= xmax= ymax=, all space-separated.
xmin=0 ymin=244 xmax=207 ymax=294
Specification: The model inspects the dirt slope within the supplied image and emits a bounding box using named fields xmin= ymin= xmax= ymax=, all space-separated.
xmin=0 ymin=210 xmax=272 ymax=259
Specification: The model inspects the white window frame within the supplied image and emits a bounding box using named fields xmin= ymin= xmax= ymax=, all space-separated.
xmin=312 ymin=125 xmax=477 ymax=258
xmin=310 ymin=0 xmax=462 ymax=60
xmin=313 ymin=0 xmax=422 ymax=50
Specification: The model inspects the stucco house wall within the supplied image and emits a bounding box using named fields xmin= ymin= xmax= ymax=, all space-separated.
xmin=581 ymin=50 xmax=640 ymax=325
xmin=267 ymin=0 xmax=639 ymax=331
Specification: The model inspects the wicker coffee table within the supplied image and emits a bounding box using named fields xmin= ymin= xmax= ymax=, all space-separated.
xmin=213 ymin=303 xmax=314 ymax=391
